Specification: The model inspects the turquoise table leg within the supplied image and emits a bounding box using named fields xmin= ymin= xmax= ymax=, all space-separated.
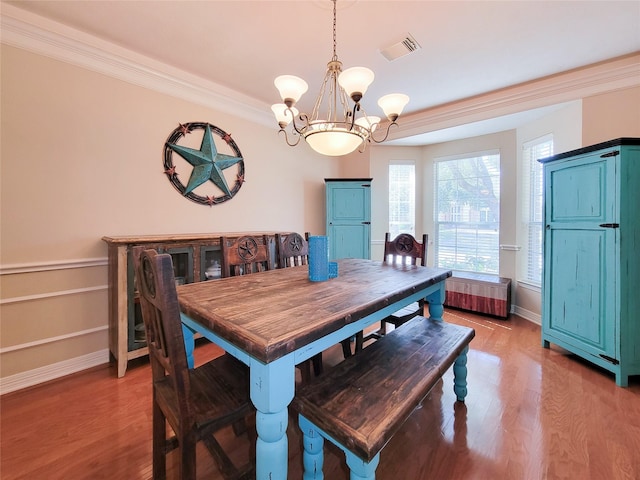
xmin=453 ymin=345 xmax=469 ymax=402
xmin=345 ymin=450 xmax=379 ymax=480
xmin=426 ymin=282 xmax=446 ymax=321
xmin=181 ymin=319 xmax=195 ymax=369
xmin=251 ymin=357 xmax=295 ymax=480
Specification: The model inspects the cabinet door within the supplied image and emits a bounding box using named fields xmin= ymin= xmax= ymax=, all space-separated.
xmin=158 ymin=246 xmax=194 ymax=284
xmin=326 ymin=181 xmax=371 ymax=259
xmin=543 ymin=153 xmax=617 ymax=358
xmin=200 ymin=245 xmax=222 ymax=281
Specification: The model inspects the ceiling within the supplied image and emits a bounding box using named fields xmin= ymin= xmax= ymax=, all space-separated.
xmin=4 ymin=0 xmax=640 ymax=145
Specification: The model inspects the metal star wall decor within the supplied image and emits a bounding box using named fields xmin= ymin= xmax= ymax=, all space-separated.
xmin=163 ymin=122 xmax=245 ymax=206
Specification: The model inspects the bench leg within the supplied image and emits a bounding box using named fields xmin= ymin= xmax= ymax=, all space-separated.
xmin=299 ymin=415 xmax=325 ymax=480
xmin=299 ymin=415 xmax=380 ymax=480
xmin=453 ymin=345 xmax=469 ymax=402
xmin=345 ymin=450 xmax=380 ymax=480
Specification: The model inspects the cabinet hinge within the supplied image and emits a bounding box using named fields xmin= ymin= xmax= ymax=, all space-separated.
xmin=599 ymin=223 xmax=620 ymax=228
xmin=362 ymin=221 xmax=371 ymax=225
xmin=600 ymin=150 xmax=619 ymax=158
xmin=362 ymin=184 xmax=371 ymax=188
xmin=599 ymin=354 xmax=619 ymax=365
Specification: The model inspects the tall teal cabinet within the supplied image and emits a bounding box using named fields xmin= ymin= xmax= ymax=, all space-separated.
xmin=325 ymin=178 xmax=371 ymax=260
xmin=540 ymin=138 xmax=640 ymax=387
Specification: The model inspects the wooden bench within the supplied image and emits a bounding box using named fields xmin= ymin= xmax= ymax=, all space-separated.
xmin=290 ymin=316 xmax=475 ymax=479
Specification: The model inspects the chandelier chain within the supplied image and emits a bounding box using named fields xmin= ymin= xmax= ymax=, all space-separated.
xmin=332 ymin=0 xmax=337 ymax=62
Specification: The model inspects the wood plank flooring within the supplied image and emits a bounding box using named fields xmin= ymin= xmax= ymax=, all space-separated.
xmin=2 ymin=310 xmax=639 ymax=479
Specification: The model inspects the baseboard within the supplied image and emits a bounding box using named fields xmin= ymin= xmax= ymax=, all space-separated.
xmin=513 ymin=305 xmax=541 ymax=325
xmin=0 ymin=349 xmax=110 ymax=395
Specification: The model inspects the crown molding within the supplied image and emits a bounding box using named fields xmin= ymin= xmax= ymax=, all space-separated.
xmin=2 ymin=4 xmax=638 ymax=143
xmin=390 ymin=52 xmax=640 ymax=140
xmin=0 ymin=3 xmax=274 ymax=128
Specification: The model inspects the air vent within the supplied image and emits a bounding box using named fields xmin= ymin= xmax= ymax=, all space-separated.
xmin=380 ymin=33 xmax=421 ymax=61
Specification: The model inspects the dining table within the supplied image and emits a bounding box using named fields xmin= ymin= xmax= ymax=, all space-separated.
xmin=177 ymin=257 xmax=452 ymax=480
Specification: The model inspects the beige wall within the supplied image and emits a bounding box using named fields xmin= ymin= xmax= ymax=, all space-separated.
xmin=0 ymin=45 xmax=339 ymax=382
xmin=582 ymin=86 xmax=640 ymax=145
xmin=2 ymin=42 xmax=638 ymax=390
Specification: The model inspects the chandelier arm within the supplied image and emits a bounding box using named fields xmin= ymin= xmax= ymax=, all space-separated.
xmin=346 ymin=103 xmax=360 ymax=131
xmin=278 ymin=128 xmax=302 ymax=147
xmin=369 ymin=121 xmax=398 ymax=144
xmin=357 ymin=138 xmax=369 ymax=154
xmin=287 ymin=109 xmax=311 ymax=136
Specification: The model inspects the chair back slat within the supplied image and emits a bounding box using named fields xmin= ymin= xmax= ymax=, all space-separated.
xmin=383 ymin=233 xmax=428 ymax=266
xmin=276 ymin=232 xmax=310 ymax=268
xmin=221 ymin=235 xmax=272 ymax=277
xmin=134 ymin=248 xmax=192 ymax=420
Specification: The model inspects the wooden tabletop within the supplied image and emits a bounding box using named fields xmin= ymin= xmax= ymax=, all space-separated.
xmin=177 ymin=258 xmax=451 ymax=363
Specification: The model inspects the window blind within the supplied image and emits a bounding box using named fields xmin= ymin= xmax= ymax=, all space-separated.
xmin=389 ymin=163 xmax=415 ymax=238
xmin=434 ymin=153 xmax=500 ymax=274
xmin=521 ymin=135 xmax=553 ymax=285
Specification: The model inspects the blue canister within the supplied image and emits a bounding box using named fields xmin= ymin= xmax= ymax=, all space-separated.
xmin=328 ymin=261 xmax=338 ymax=279
xmin=308 ymin=235 xmax=329 ymax=282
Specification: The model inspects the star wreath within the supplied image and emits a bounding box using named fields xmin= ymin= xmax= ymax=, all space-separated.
xmin=163 ymin=122 xmax=245 ymax=206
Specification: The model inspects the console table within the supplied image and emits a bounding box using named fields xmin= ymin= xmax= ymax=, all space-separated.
xmin=102 ymin=232 xmax=281 ymax=377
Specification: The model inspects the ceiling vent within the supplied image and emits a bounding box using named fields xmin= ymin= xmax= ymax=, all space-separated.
xmin=380 ymin=33 xmax=421 ymax=61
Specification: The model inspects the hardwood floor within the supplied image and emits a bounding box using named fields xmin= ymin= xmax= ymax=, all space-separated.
xmin=2 ymin=310 xmax=639 ymax=479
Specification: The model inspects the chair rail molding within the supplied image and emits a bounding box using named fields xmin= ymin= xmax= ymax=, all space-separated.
xmin=0 ymin=285 xmax=108 ymax=305
xmin=0 ymin=257 xmax=108 ymax=275
xmin=0 ymin=326 xmax=109 ymax=354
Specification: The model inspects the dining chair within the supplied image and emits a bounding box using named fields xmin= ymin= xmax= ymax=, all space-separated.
xmin=134 ymin=248 xmax=255 ymax=480
xmin=347 ymin=233 xmax=429 ymax=355
xmin=275 ymin=231 xmax=310 ymax=268
xmin=376 ymin=232 xmax=428 ymax=334
xmin=220 ymin=234 xmax=272 ymax=277
xmin=275 ymin=232 xmax=323 ymax=382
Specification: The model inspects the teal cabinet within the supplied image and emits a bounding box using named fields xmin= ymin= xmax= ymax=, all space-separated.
xmin=540 ymin=138 xmax=640 ymax=386
xmin=325 ymin=178 xmax=371 ymax=260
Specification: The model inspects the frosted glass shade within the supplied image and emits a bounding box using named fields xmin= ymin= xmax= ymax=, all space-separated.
xmin=377 ymin=93 xmax=410 ymax=121
xmin=304 ymin=127 xmax=364 ymax=156
xmin=271 ymin=104 xmax=298 ymax=127
xmin=338 ymin=67 xmax=375 ymax=100
xmin=355 ymin=115 xmax=381 ymax=132
xmin=274 ymin=75 xmax=308 ymax=106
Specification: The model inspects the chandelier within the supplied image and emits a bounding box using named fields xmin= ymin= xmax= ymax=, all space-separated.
xmin=271 ymin=0 xmax=409 ymax=157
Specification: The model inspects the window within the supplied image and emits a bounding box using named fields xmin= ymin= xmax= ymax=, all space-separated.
xmin=389 ymin=162 xmax=415 ymax=238
xmin=434 ymin=152 xmax=500 ymax=274
xmin=521 ymin=135 xmax=553 ymax=285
